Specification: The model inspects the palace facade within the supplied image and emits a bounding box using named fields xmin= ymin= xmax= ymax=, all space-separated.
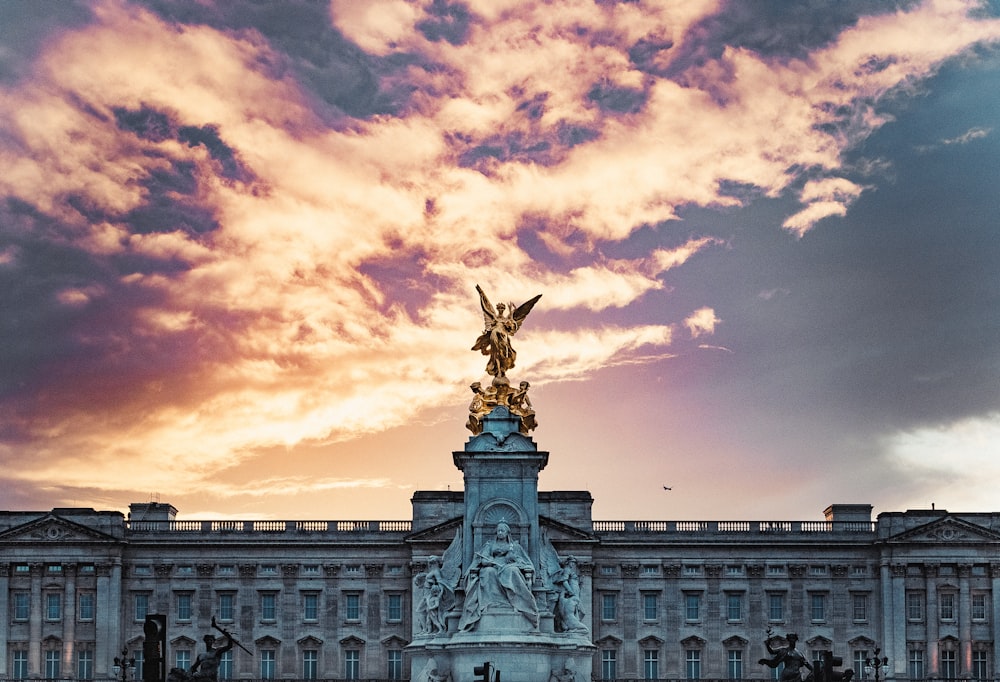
xmin=3 ymin=495 xmax=999 ymax=681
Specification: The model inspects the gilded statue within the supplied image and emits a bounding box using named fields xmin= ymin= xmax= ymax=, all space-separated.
xmin=472 ymin=285 xmax=541 ymax=379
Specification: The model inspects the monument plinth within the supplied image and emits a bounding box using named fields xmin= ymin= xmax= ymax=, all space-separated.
xmin=408 ymin=287 xmax=594 ymax=682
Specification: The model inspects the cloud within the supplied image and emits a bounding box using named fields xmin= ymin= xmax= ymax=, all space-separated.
xmin=684 ymin=307 xmax=720 ymax=338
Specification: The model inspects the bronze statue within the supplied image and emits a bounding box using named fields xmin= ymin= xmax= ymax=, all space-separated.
xmin=759 ymin=631 xmax=812 ymax=682
xmin=472 ymin=285 xmax=541 ymax=379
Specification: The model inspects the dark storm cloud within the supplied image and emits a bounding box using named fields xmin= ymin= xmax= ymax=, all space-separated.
xmin=178 ymin=125 xmax=254 ymax=183
xmin=0 ymin=0 xmax=93 ymax=83
xmin=137 ymin=0 xmax=424 ymax=118
xmin=586 ymin=80 xmax=647 ymax=114
xmin=416 ymin=0 xmax=473 ymax=46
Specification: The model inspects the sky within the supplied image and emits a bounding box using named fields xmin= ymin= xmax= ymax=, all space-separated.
xmin=1 ymin=0 xmax=999 ymax=523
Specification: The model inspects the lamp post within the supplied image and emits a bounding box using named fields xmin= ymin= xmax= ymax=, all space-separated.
xmin=113 ymin=648 xmax=135 ymax=682
xmin=865 ymin=647 xmax=890 ymax=682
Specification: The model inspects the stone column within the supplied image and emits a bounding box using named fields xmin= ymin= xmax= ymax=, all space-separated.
xmin=96 ymin=560 xmax=123 ymax=680
xmin=63 ymin=563 xmax=78 ymax=677
xmin=620 ymin=563 xmax=639 ymax=678
xmin=925 ymin=563 xmax=939 ymax=677
xmin=883 ymin=562 xmax=906 ymax=680
xmin=30 ymin=563 xmax=43 ymax=677
xmin=990 ymin=563 xmax=1000 ymax=680
xmin=958 ymin=564 xmax=972 ymax=674
xmin=0 ymin=563 xmax=10 ymax=671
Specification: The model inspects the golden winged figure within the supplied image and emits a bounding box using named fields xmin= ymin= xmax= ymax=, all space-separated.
xmin=471 ymin=285 xmax=542 ymax=378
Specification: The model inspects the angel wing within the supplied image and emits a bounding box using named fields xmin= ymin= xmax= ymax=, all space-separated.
xmin=476 ymin=284 xmax=498 ymax=326
xmin=539 ymin=529 xmax=563 ymax=589
xmin=439 ymin=526 xmax=463 ymax=590
xmin=510 ymin=293 xmax=542 ymax=326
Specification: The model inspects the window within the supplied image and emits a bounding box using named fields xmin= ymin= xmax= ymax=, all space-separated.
xmin=852 ymin=594 xmax=868 ymax=622
xmin=45 ymin=650 xmax=61 ymax=679
xmin=177 ymin=565 xmax=194 ymax=576
xmin=683 ymin=565 xmax=700 ymax=576
xmin=768 ymin=593 xmax=784 ymax=621
xmin=728 ymin=650 xmax=743 ymax=680
xmin=810 ymin=565 xmax=826 ymax=576
xmin=345 ymin=649 xmax=360 ymax=679
xmin=13 ymin=592 xmax=29 ymax=621
xmin=601 ymin=566 xmax=617 ymax=575
xmin=14 ymin=564 xmax=29 ymax=573
xmin=346 ymin=593 xmax=361 ymax=621
xmin=767 ymin=565 xmax=785 ymax=576
xmin=133 ymin=565 xmax=152 ymax=576
xmin=303 ymin=564 xmax=321 ymax=576
xmin=726 ymin=565 xmax=743 ymax=576
xmin=176 ymin=650 xmax=191 ymax=671
xmin=219 ymin=593 xmax=235 ymax=621
xmin=907 ymin=591 xmax=924 ymax=621
xmin=304 ymin=593 xmax=319 ymax=621
xmin=260 ymin=564 xmax=278 ymax=576
xmin=810 ymin=593 xmax=826 ymax=621
xmin=134 ymin=593 xmax=149 ymax=621
xmin=642 ymin=565 xmax=659 ymax=576
xmin=260 ymin=650 xmax=275 ymax=679
xmin=853 ymin=650 xmax=868 ymax=679
xmin=218 ymin=565 xmax=235 ymax=576
xmin=78 ymin=650 xmax=94 ymax=680
xmin=686 ymin=650 xmax=701 ymax=679
xmin=176 ymin=593 xmax=192 ymax=621
xmin=387 ymin=593 xmax=403 ymax=622
xmin=303 ymin=650 xmax=318 ymax=680
xmin=12 ymin=650 xmax=28 ymax=679
xmin=260 ymin=593 xmax=277 ymax=621
xmin=941 ymin=650 xmax=957 ymax=679
xmin=79 ymin=592 xmax=95 ymax=621
xmin=388 ymin=650 xmax=404 ymax=680
xmin=134 ymin=651 xmax=145 ymax=680
xmin=218 ymin=651 xmax=232 ymax=680
xmin=601 ymin=650 xmax=617 ymax=680
xmin=685 ymin=593 xmax=701 ymax=621
xmin=851 ymin=565 xmax=867 ymax=576
xmin=643 ymin=650 xmax=659 ymax=680
xmin=643 ymin=593 xmax=658 ymax=621
xmin=972 ymin=593 xmax=987 ymax=621
xmin=602 ymin=593 xmax=618 ymax=621
xmin=908 ymin=649 xmax=924 ymax=680
xmin=940 ymin=593 xmax=955 ymax=620
xmin=727 ymin=593 xmax=743 ymax=621
xmin=46 ymin=593 xmax=62 ymax=620
xmin=972 ymin=650 xmax=989 ymax=680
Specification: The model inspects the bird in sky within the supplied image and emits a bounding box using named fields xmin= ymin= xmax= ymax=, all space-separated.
xmin=663 ymin=486 xmax=672 ymax=491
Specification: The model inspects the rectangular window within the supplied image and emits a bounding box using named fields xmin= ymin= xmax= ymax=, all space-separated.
xmin=46 ymin=650 xmax=61 ymax=678
xmin=388 ymin=650 xmax=403 ymax=680
xmin=810 ymin=593 xmax=826 ymax=621
xmin=686 ymin=650 xmax=701 ymax=680
xmin=602 ymin=593 xmax=617 ymax=621
xmin=643 ymin=593 xmax=658 ymax=621
xmin=907 ymin=591 xmax=924 ymax=621
xmin=14 ymin=592 xmax=29 ymax=621
xmin=176 ymin=593 xmax=192 ymax=621
xmin=972 ymin=650 xmax=988 ymax=680
xmin=685 ymin=593 xmax=701 ymax=621
xmin=46 ymin=593 xmax=62 ymax=620
xmin=134 ymin=593 xmax=149 ymax=621
xmin=134 ymin=651 xmax=145 ymax=680
xmin=852 ymin=594 xmax=868 ymax=622
xmin=303 ymin=650 xmax=318 ymax=680
xmin=643 ymin=650 xmax=658 ymax=680
xmin=601 ymin=650 xmax=617 ymax=680
xmin=727 ymin=593 xmax=743 ymax=621
xmin=260 ymin=564 xmax=278 ymax=575
xmin=260 ymin=593 xmax=277 ymax=621
xmin=728 ymin=650 xmax=743 ymax=680
xmin=345 ymin=649 xmax=360 ymax=680
xmin=908 ymin=650 xmax=924 ymax=680
xmin=941 ymin=651 xmax=957 ymax=679
xmin=12 ymin=650 xmax=28 ymax=679
xmin=642 ymin=565 xmax=659 ymax=576
xmin=79 ymin=592 xmax=95 ymax=621
xmin=853 ymin=650 xmax=868 ymax=679
xmin=726 ymin=565 xmax=743 ymax=576
xmin=346 ymin=593 xmax=361 ymax=621
xmin=175 ymin=650 xmax=191 ymax=671
xmin=217 ymin=565 xmax=235 ymax=576
xmin=78 ymin=650 xmax=94 ymax=680
xmin=940 ymin=593 xmax=955 ymax=620
xmin=218 ymin=593 xmax=235 ymax=621
xmin=260 ymin=650 xmax=275 ymax=679
xmin=304 ymin=593 xmax=319 ymax=621
xmin=972 ymin=594 xmax=987 ymax=621
xmin=388 ymin=593 xmax=403 ymax=622
xmin=218 ymin=651 xmax=232 ymax=680
xmin=768 ymin=593 xmax=784 ymax=621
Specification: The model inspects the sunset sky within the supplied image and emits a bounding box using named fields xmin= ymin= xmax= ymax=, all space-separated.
xmin=2 ymin=0 xmax=999 ymax=522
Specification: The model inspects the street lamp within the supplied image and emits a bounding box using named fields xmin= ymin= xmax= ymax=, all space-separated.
xmin=113 ymin=648 xmax=135 ymax=682
xmin=865 ymin=647 xmax=890 ymax=682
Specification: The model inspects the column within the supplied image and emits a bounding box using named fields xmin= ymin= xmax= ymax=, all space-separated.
xmin=0 ymin=563 xmax=10 ymax=670
xmin=925 ymin=563 xmax=939 ymax=677
xmin=30 ymin=563 xmax=43 ymax=677
xmin=63 ymin=563 xmax=77 ymax=677
xmin=958 ymin=564 xmax=972 ymax=674
xmin=990 ymin=563 xmax=1000 ymax=680
xmin=621 ymin=563 xmax=639 ymax=678
xmin=96 ymin=560 xmax=122 ymax=679
xmin=882 ymin=562 xmax=906 ymax=680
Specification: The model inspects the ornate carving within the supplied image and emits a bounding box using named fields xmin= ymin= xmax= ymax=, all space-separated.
xmin=281 ymin=564 xmax=300 ymax=577
xmin=705 ymin=564 xmax=723 ymax=578
xmin=196 ymin=564 xmax=215 ymax=577
xmin=924 ymin=562 xmax=939 ymax=578
xmin=621 ymin=563 xmax=640 ymax=578
xmin=365 ymin=564 xmax=384 ymax=578
xmin=891 ymin=563 xmax=907 ymax=577
xmin=788 ymin=564 xmax=807 ymax=578
xmin=831 ymin=564 xmax=849 ymax=578
xmin=747 ymin=564 xmax=765 ymax=578
xmin=95 ymin=563 xmax=113 ymax=577
xmin=663 ymin=564 xmax=681 ymax=578
xmin=0 ymin=563 xmax=10 ymax=577
xmin=238 ymin=564 xmax=256 ymax=578
xmin=323 ymin=563 xmax=341 ymax=578
xmin=154 ymin=564 xmax=173 ymax=577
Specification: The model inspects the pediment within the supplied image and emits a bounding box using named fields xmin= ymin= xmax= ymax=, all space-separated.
xmin=680 ymin=635 xmax=706 ymax=648
xmin=255 ymin=636 xmax=281 ymax=647
xmin=540 ymin=516 xmax=596 ymax=542
xmin=886 ymin=516 xmax=1000 ymax=544
xmin=381 ymin=635 xmax=408 ymax=648
xmin=595 ymin=635 xmax=622 ymax=647
xmin=723 ymin=636 xmax=749 ymax=648
xmin=848 ymin=636 xmax=876 ymax=649
xmin=807 ymin=636 xmax=832 ymax=650
xmin=406 ymin=517 xmax=462 ymax=543
xmin=0 ymin=514 xmax=120 ymax=544
xmin=298 ymin=636 xmax=323 ymax=648
xmin=340 ymin=635 xmax=365 ymax=647
xmin=171 ymin=636 xmax=196 ymax=648
xmin=638 ymin=635 xmax=664 ymax=648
